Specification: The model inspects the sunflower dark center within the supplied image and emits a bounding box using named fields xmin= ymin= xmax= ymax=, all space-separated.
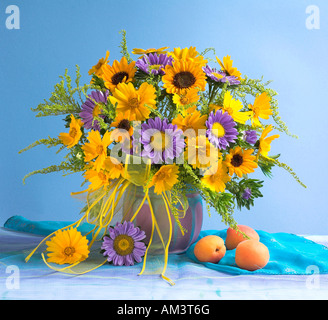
xmin=117 ymin=119 xmax=131 ymax=131
xmin=173 ymin=71 xmax=196 ymax=89
xmin=111 ymin=72 xmax=129 ymax=85
xmin=231 ymin=154 xmax=243 ymax=167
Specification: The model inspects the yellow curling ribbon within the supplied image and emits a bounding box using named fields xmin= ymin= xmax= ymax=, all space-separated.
xmin=25 ymin=154 xmax=187 ymax=285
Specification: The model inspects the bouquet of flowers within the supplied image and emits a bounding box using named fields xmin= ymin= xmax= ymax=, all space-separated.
xmin=21 ymin=31 xmax=305 ymax=283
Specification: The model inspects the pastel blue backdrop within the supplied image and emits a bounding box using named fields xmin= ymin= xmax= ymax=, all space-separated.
xmin=1 ymin=0 xmax=327 ymax=234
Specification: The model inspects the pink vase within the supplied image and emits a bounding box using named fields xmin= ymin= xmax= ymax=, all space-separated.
xmin=122 ymin=187 xmax=203 ymax=254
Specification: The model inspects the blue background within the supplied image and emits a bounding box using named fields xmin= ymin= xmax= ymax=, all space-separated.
xmin=1 ymin=0 xmax=327 ymax=234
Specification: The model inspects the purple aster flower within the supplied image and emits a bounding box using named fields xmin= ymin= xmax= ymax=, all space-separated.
xmin=79 ymin=90 xmax=109 ymax=131
xmin=140 ymin=117 xmax=185 ymax=164
xmin=101 ymin=221 xmax=147 ymax=266
xmin=243 ymin=130 xmax=258 ymax=145
xmin=206 ymin=110 xmax=238 ymax=150
xmin=203 ymin=65 xmax=240 ymax=85
xmin=242 ymin=187 xmax=252 ymax=200
xmin=136 ymin=53 xmax=173 ymax=75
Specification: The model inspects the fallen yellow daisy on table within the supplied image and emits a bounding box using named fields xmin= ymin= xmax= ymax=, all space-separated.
xmin=46 ymin=228 xmax=89 ymax=265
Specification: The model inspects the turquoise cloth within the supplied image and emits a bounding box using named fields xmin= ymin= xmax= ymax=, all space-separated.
xmin=186 ymin=229 xmax=328 ymax=275
xmin=4 ymin=215 xmax=328 ymax=275
xmin=4 ymin=215 xmax=97 ymax=238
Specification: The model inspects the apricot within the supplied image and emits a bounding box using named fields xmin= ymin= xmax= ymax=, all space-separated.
xmin=194 ymin=235 xmax=226 ymax=263
xmin=235 ymin=239 xmax=270 ymax=271
xmin=225 ymin=225 xmax=260 ymax=250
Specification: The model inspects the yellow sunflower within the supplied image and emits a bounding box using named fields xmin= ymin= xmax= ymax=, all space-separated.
xmin=219 ymin=91 xmax=252 ymax=124
xmin=172 ymin=88 xmax=200 ymax=108
xmin=88 ymin=51 xmax=110 ymax=78
xmin=248 ymin=92 xmax=273 ymax=127
xmin=162 ymin=59 xmax=206 ymax=95
xmin=148 ymin=164 xmax=179 ymax=195
xmin=46 ymin=228 xmax=89 ymax=265
xmin=109 ymin=82 xmax=156 ymax=121
xmin=82 ymin=130 xmax=112 ymax=172
xmin=201 ymin=162 xmax=231 ymax=193
xmin=132 ymin=46 xmax=170 ymax=58
xmin=102 ymin=57 xmax=136 ymax=92
xmin=58 ymin=114 xmax=83 ymax=148
xmin=172 ymin=105 xmax=207 ymax=135
xmin=110 ymin=112 xmax=134 ymax=143
xmin=257 ymin=125 xmax=280 ymax=160
xmin=185 ymin=136 xmax=221 ymax=170
xmin=224 ymin=146 xmax=258 ymax=178
xmin=169 ymin=47 xmax=207 ymax=66
xmin=216 ymin=55 xmax=242 ymax=81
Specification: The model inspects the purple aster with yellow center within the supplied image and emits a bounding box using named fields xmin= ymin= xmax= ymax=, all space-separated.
xmin=140 ymin=117 xmax=185 ymax=164
xmin=203 ymin=65 xmax=240 ymax=85
xmin=136 ymin=53 xmax=173 ymax=75
xmin=206 ymin=109 xmax=238 ymax=150
xmin=79 ymin=90 xmax=109 ymax=131
xmin=101 ymin=221 xmax=146 ymax=266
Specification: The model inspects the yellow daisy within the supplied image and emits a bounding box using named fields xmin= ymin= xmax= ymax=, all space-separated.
xmin=84 ymin=167 xmax=111 ymax=192
xmin=132 ymin=46 xmax=170 ymax=58
xmin=82 ymin=130 xmax=112 ymax=172
xmin=46 ymin=228 xmax=89 ymax=265
xmin=224 ymin=146 xmax=258 ymax=178
xmin=172 ymin=105 xmax=207 ymax=135
xmin=88 ymin=50 xmax=110 ymax=78
xmin=257 ymin=125 xmax=280 ymax=160
xmin=109 ymin=82 xmax=157 ymax=121
xmin=103 ymin=156 xmax=125 ymax=179
xmin=102 ymin=57 xmax=136 ymax=92
xmin=172 ymin=88 xmax=200 ymax=108
xmin=162 ymin=59 xmax=206 ymax=95
xmin=201 ymin=162 xmax=231 ymax=193
xmin=216 ymin=55 xmax=242 ymax=81
xmin=169 ymin=47 xmax=207 ymax=66
xmin=148 ymin=164 xmax=179 ymax=195
xmin=58 ymin=114 xmax=83 ymax=148
xmin=219 ymin=91 xmax=252 ymax=124
xmin=185 ymin=136 xmax=221 ymax=170
xmin=248 ymin=92 xmax=273 ymax=127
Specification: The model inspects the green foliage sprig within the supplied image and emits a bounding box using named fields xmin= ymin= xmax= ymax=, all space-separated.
xmin=234 ymin=76 xmax=298 ymax=138
xmin=119 ymin=30 xmax=132 ymax=63
xmin=32 ymin=66 xmax=89 ymax=118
